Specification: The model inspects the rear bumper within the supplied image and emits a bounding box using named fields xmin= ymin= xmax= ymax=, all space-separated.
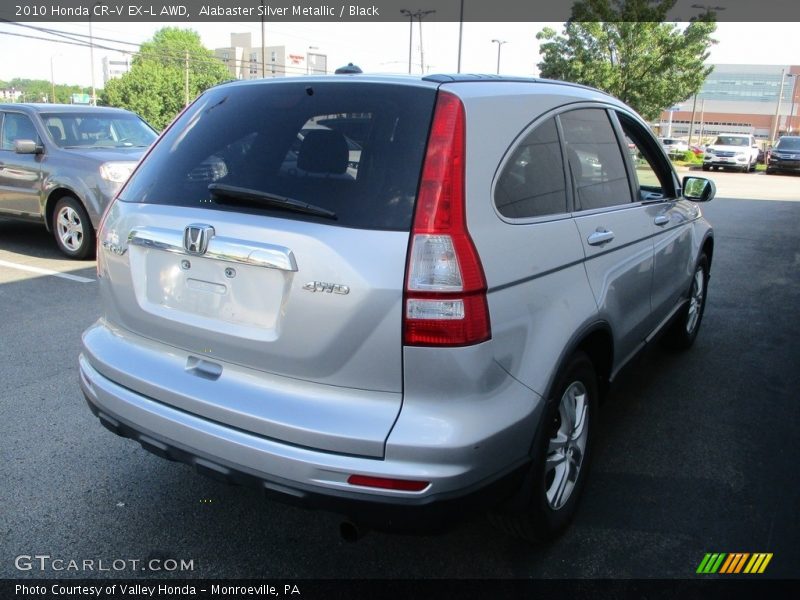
xmin=79 ymin=325 xmax=541 ymax=530
xmin=82 ymin=383 xmax=528 ymax=531
xmin=703 ymin=156 xmax=750 ymax=168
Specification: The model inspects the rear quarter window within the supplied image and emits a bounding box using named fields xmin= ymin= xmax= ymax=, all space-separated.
xmin=494 ymin=117 xmax=568 ymax=219
xmin=120 ymin=81 xmax=437 ymax=231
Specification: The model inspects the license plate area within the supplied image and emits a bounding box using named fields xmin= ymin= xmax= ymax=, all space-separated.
xmin=129 ymin=246 xmax=290 ymax=341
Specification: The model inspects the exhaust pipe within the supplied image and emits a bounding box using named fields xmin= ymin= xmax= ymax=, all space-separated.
xmin=339 ymin=520 xmax=367 ymax=542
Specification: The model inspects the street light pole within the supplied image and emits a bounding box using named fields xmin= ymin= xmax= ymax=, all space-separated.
xmin=491 ymin=39 xmax=507 ymax=75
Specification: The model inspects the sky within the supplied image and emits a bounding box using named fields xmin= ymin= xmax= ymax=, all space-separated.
xmin=0 ymin=21 xmax=798 ymax=89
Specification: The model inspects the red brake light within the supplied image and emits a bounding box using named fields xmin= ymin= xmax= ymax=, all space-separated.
xmin=403 ymin=91 xmax=490 ymax=347
xmin=347 ymin=474 xmax=429 ymax=492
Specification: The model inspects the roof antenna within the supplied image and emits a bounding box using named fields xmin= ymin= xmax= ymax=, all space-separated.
xmin=335 ymin=63 xmax=363 ymax=74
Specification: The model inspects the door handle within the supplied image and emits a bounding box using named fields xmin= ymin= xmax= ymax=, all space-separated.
xmin=587 ymin=228 xmax=615 ymax=246
xmin=654 ymin=214 xmax=670 ymax=226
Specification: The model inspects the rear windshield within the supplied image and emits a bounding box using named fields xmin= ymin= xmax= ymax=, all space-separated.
xmin=41 ymin=112 xmax=156 ymax=149
xmin=119 ymin=81 xmax=437 ymax=231
xmin=775 ymin=137 xmax=800 ymax=151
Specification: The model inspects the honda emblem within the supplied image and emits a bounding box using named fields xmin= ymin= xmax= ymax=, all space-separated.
xmin=183 ymin=224 xmax=215 ymax=255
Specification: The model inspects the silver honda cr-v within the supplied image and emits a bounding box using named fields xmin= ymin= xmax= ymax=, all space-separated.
xmin=80 ymin=74 xmax=715 ymax=541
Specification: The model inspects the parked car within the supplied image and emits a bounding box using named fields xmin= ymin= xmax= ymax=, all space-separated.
xmin=80 ymin=75 xmax=715 ymax=542
xmin=766 ymin=136 xmax=800 ymax=174
xmin=702 ymin=133 xmax=759 ymax=172
xmin=0 ymin=104 xmax=157 ymax=258
xmin=659 ymin=137 xmax=689 ymax=156
xmin=689 ymin=144 xmax=705 ymax=157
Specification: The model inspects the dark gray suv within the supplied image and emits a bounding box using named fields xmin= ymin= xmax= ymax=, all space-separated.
xmin=0 ymin=104 xmax=156 ymax=258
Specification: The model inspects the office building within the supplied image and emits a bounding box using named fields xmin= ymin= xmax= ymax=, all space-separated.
xmin=102 ymin=56 xmax=132 ymax=85
xmin=659 ymin=64 xmax=800 ymax=142
xmin=215 ymin=33 xmax=327 ymax=80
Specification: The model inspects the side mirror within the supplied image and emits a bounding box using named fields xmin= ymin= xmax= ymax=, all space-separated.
xmin=682 ymin=176 xmax=715 ymax=202
xmin=14 ymin=139 xmax=43 ymax=155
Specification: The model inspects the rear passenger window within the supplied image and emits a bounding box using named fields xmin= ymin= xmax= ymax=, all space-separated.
xmin=495 ymin=117 xmax=567 ymax=219
xmin=560 ymin=109 xmax=631 ymax=211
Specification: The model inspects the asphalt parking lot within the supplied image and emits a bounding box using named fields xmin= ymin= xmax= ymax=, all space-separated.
xmin=1 ymin=169 xmax=798 ymax=580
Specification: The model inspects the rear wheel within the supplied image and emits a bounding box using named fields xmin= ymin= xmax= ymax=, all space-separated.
xmin=490 ymin=352 xmax=598 ymax=542
xmin=52 ymin=195 xmax=95 ymax=259
xmin=663 ymin=254 xmax=709 ymax=350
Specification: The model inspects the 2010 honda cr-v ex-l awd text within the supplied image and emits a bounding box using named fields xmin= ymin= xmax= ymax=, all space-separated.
xmin=80 ymin=74 xmax=715 ymax=542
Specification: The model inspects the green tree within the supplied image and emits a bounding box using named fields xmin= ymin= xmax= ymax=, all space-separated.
xmin=1 ymin=78 xmax=91 ymax=104
xmin=101 ymin=27 xmax=230 ymax=130
xmin=536 ymin=0 xmax=716 ymax=121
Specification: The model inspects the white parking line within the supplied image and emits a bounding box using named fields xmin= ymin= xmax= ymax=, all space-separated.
xmin=0 ymin=259 xmax=95 ymax=283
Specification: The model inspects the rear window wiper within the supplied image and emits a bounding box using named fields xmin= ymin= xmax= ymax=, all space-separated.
xmin=208 ymin=183 xmax=337 ymax=220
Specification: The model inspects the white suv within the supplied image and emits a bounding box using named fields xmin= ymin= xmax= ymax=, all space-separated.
xmin=80 ymin=74 xmax=715 ymax=542
xmin=703 ymin=133 xmax=759 ymax=172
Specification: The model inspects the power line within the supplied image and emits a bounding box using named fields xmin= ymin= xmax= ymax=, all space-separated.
xmin=0 ymin=29 xmax=321 ymax=81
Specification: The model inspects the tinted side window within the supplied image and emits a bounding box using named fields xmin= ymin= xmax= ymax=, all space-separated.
xmin=560 ymin=109 xmax=631 ymax=211
xmin=120 ymin=82 xmax=437 ymax=231
xmin=1 ymin=113 xmax=40 ymax=151
xmin=495 ymin=117 xmax=567 ymax=219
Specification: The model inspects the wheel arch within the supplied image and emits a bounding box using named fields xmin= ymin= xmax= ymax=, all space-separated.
xmin=528 ymin=322 xmax=614 ymax=456
xmin=701 ymin=233 xmax=714 ymax=270
xmin=45 ymin=187 xmax=83 ymax=233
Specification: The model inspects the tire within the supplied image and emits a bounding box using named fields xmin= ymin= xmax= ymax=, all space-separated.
xmin=702 ymin=164 xmax=710 ymax=171
xmin=662 ymin=254 xmax=709 ymax=351
xmin=52 ymin=195 xmax=95 ymax=259
xmin=490 ymin=352 xmax=598 ymax=543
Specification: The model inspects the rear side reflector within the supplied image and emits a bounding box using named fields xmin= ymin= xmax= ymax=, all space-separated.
xmin=347 ymin=474 xmax=430 ymax=492
xmin=403 ymin=91 xmax=491 ymax=347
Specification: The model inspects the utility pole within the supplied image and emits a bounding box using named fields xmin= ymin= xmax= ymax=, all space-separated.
xmin=184 ymin=51 xmax=190 ymax=107
xmin=688 ymin=94 xmax=698 ymax=146
xmin=457 ymin=0 xmax=464 ymax=73
xmin=417 ymin=10 xmax=435 ymax=74
xmin=771 ymin=68 xmax=787 ymax=145
xmin=401 ymin=9 xmax=435 ymax=74
xmin=88 ymin=18 xmax=96 ymax=105
xmin=787 ymin=74 xmax=798 ymax=133
xmin=400 ymin=9 xmax=413 ymax=74
xmin=50 ymin=55 xmax=58 ymax=104
xmin=260 ymin=0 xmax=266 ymax=78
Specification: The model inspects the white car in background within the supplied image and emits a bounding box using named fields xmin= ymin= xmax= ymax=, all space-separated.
xmin=702 ymin=134 xmax=760 ymax=172
xmin=659 ymin=137 xmax=689 ymax=156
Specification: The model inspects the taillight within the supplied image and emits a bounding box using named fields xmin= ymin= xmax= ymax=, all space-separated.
xmin=403 ymin=91 xmax=490 ymax=347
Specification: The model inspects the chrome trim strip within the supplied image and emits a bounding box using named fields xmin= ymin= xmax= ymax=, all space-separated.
xmin=128 ymin=227 xmax=298 ymax=272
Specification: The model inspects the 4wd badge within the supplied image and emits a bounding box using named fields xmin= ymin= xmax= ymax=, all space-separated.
xmin=303 ymin=281 xmax=350 ymax=295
